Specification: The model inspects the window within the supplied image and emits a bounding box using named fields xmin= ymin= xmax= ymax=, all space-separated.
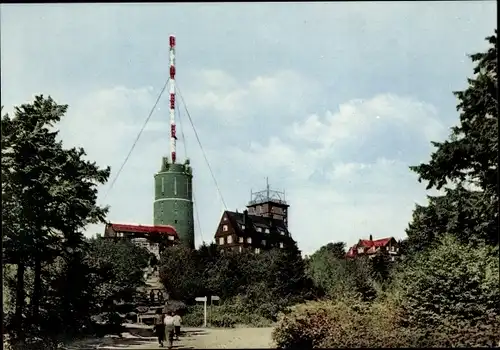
xmin=168 ymin=235 xmax=174 ymax=241
xmin=279 ymin=242 xmax=284 ymax=248
xmin=227 ymin=235 xmax=233 ymax=244
xmin=239 ymin=246 xmax=243 ymax=253
xmin=223 ymin=216 xmax=227 ymax=221
xmin=255 ymin=248 xmax=260 ymax=254
xmin=256 ymin=227 xmax=262 ymax=232
xmin=264 ymin=228 xmax=270 ymax=234
xmin=262 ymin=240 xmax=266 ymax=246
xmin=222 ymin=225 xmax=228 ymax=232
xmin=247 ymin=237 xmax=252 ymax=244
xmin=241 ymin=224 xmax=245 ymax=230
xmin=391 ymin=246 xmax=395 ymax=252
xmin=280 ymin=229 xmax=285 ymax=235
xmin=239 ymin=237 xmax=243 ymax=243
xmin=219 ymin=237 xmax=224 ymax=245
xmin=161 ymin=177 xmax=165 ymax=193
xmin=358 ymin=247 xmax=364 ymax=254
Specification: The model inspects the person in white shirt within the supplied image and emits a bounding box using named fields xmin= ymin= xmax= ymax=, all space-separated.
xmin=163 ymin=312 xmax=175 ymax=349
xmin=173 ymin=312 xmax=182 ymax=340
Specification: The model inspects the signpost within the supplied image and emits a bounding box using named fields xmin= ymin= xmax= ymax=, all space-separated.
xmin=195 ymin=296 xmax=207 ymax=327
xmin=209 ymin=296 xmax=220 ymax=326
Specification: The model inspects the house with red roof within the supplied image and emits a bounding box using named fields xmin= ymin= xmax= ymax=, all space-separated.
xmin=346 ymin=235 xmax=400 ymax=261
xmin=103 ymin=223 xmax=179 ymax=259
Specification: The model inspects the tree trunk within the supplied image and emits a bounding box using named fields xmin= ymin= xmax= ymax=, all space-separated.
xmin=14 ymin=261 xmax=26 ymax=341
xmin=31 ymin=255 xmax=41 ymax=324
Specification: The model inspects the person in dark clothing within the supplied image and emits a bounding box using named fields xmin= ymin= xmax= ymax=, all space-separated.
xmin=153 ymin=309 xmax=165 ymax=347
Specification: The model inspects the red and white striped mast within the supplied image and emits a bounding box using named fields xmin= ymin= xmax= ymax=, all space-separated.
xmin=169 ymin=34 xmax=177 ymax=164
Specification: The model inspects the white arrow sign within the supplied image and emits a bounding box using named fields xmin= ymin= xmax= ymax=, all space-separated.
xmin=195 ymin=296 xmax=207 ymax=302
xmin=211 ymin=296 xmax=220 ymax=301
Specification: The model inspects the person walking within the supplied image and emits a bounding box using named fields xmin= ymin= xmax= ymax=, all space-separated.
xmin=153 ymin=309 xmax=165 ymax=347
xmin=173 ymin=312 xmax=182 ymax=340
xmin=164 ymin=311 xmax=175 ymax=349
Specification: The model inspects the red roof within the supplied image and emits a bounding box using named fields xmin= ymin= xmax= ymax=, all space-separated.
xmin=346 ymin=237 xmax=394 ymax=258
xmin=108 ymin=223 xmax=177 ymax=237
xmin=358 ymin=237 xmax=392 ymax=248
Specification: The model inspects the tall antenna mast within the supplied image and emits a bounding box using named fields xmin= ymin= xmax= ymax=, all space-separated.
xmin=169 ymin=35 xmax=177 ymax=163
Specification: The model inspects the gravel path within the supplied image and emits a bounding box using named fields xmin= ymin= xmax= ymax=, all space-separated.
xmin=65 ymin=326 xmax=275 ymax=349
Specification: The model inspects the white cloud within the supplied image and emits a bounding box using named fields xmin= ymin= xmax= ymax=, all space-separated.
xmin=184 ymin=69 xmax=321 ymax=125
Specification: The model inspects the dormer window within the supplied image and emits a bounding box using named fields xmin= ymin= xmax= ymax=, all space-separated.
xmin=168 ymin=235 xmax=174 ymax=241
xmin=358 ymin=247 xmax=364 ymax=254
xmin=264 ymin=228 xmax=270 ymax=234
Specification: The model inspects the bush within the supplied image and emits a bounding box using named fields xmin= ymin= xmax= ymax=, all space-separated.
xmin=392 ymin=235 xmax=500 ymax=347
xmin=272 ymin=297 xmax=424 ymax=349
xmin=182 ymin=302 xmax=273 ymax=328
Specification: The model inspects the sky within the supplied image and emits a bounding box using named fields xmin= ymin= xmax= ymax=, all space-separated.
xmin=1 ymin=2 xmax=496 ymax=255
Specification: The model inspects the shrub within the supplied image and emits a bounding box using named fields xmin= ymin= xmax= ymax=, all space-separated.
xmin=393 ymin=235 xmax=500 ymax=347
xmin=272 ymin=297 xmax=423 ymax=349
xmin=182 ymin=302 xmax=273 ymax=328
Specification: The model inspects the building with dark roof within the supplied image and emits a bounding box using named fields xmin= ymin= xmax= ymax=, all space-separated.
xmin=214 ymin=180 xmax=296 ymax=253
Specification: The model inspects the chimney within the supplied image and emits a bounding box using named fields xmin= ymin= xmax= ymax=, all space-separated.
xmin=243 ymin=210 xmax=248 ymax=226
xmin=369 ymin=234 xmax=373 ymax=241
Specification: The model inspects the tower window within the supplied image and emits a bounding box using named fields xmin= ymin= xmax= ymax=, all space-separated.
xmin=174 ymin=220 xmax=178 ymax=224
xmin=161 ymin=177 xmax=165 ymax=193
xmin=222 ymin=225 xmax=228 ymax=232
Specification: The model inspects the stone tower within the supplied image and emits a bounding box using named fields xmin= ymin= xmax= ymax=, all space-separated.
xmin=153 ymin=157 xmax=195 ymax=249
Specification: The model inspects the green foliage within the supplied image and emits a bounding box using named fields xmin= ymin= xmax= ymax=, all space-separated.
xmin=86 ymin=238 xmax=151 ymax=306
xmin=407 ymin=31 xmax=498 ymax=252
xmin=272 ymin=297 xmax=423 ymax=349
xmin=1 ymin=96 xmax=152 ymax=347
xmin=2 ymin=96 xmax=110 ymax=343
xmin=183 ymin=303 xmax=272 ymax=328
xmin=393 ymin=235 xmax=500 ymax=347
xmin=158 ymin=241 xmax=314 ymax=323
xmin=306 ymin=242 xmax=381 ymax=301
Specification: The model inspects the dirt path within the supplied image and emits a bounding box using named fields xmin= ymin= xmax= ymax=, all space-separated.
xmin=65 ymin=326 xmax=275 ymax=349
